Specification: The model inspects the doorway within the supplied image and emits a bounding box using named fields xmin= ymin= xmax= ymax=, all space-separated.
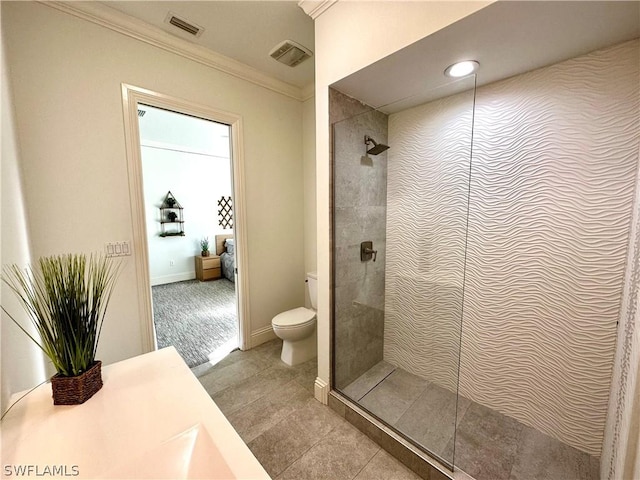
xmin=137 ymin=105 xmax=237 ymax=367
xmin=121 ymin=84 xmax=251 ymax=361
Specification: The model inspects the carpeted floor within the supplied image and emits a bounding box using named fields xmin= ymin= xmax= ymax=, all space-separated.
xmin=152 ymin=279 xmax=238 ymax=368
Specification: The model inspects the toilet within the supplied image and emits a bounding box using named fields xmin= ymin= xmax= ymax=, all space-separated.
xmin=272 ymin=272 xmax=317 ymax=366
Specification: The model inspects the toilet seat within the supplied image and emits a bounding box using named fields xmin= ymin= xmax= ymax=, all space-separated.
xmin=272 ymin=307 xmax=316 ymax=329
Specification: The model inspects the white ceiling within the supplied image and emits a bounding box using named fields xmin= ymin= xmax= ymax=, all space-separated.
xmin=333 ymin=1 xmax=640 ymax=114
xmin=96 ymin=1 xmax=639 ymax=103
xmin=101 ymin=1 xmax=315 ymax=89
xmin=138 ymin=105 xmax=230 ymax=157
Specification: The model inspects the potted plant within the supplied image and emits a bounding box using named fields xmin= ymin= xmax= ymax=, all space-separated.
xmin=2 ymin=254 xmax=120 ymax=405
xmin=200 ymin=237 xmax=210 ymax=257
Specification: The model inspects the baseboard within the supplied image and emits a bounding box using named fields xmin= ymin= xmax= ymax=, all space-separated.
xmin=314 ymin=377 xmax=329 ymax=405
xmin=250 ymin=325 xmax=277 ymax=348
xmin=151 ymin=272 xmax=195 ymax=286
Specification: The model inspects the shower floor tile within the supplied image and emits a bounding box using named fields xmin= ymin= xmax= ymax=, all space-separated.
xmin=396 ymin=382 xmax=471 ymax=459
xmin=360 ymin=368 xmax=428 ymax=425
xmin=509 ymin=426 xmax=596 ymax=480
xmin=342 ymin=362 xmax=601 ymax=480
xmin=342 ymin=360 xmax=395 ymax=401
xmin=451 ymin=402 xmax=524 ymax=480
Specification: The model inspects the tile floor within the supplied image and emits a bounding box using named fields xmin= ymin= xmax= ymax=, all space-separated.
xmin=192 ymin=340 xmax=422 ymax=480
xmin=343 ymin=361 xmax=601 ymax=480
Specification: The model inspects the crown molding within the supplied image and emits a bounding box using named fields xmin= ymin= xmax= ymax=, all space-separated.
xmin=301 ymin=82 xmax=315 ymax=101
xmin=298 ymin=0 xmax=338 ymax=20
xmin=42 ymin=1 xmax=305 ymax=101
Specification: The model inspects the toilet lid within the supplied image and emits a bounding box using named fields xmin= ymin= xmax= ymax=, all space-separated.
xmin=272 ymin=307 xmax=316 ymax=327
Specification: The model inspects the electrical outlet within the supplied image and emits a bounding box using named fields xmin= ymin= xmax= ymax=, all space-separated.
xmin=105 ymin=241 xmax=132 ymax=257
xmin=169 ymin=260 xmax=175 ymax=267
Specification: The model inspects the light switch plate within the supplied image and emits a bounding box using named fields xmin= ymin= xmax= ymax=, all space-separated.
xmin=105 ymin=241 xmax=132 ymax=257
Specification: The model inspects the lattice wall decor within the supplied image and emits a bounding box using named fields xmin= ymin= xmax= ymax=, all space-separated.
xmin=218 ymin=196 xmax=233 ymax=229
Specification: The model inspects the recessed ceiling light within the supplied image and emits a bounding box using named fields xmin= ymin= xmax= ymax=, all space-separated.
xmin=444 ymin=60 xmax=480 ymax=78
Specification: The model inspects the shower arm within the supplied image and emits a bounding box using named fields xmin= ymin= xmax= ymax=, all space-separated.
xmin=364 ymin=135 xmax=377 ymax=147
xmin=364 ymin=135 xmax=390 ymax=156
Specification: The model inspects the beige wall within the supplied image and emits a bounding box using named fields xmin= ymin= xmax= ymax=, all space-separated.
xmin=313 ymin=0 xmax=492 ymax=389
xmin=0 ymin=29 xmax=48 ymax=414
xmin=303 ymin=95 xmax=317 ymax=302
xmin=2 ymin=2 xmax=305 ymax=374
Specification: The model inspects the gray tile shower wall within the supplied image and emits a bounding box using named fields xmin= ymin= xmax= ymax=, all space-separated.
xmin=330 ymin=88 xmax=388 ymax=388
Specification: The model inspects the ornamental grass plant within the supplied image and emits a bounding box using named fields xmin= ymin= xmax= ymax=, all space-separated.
xmin=2 ymin=254 xmax=120 ymax=377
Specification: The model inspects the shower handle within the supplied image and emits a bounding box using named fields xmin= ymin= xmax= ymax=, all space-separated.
xmin=360 ymin=241 xmax=377 ymax=262
xmin=365 ymin=248 xmax=377 ymax=262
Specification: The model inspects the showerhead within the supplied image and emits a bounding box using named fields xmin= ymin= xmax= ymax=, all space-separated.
xmin=365 ymin=135 xmax=390 ymax=155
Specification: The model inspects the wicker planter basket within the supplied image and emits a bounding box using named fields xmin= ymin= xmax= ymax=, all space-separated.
xmin=51 ymin=361 xmax=103 ymax=405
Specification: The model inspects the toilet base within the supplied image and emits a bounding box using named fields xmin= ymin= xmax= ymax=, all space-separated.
xmin=281 ymin=331 xmax=317 ymax=366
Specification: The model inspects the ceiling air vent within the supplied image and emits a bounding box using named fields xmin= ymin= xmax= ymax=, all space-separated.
xmin=164 ymin=12 xmax=204 ymax=37
xmin=269 ymin=40 xmax=313 ymax=67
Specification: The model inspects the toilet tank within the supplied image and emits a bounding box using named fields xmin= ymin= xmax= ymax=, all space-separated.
xmin=306 ymin=272 xmax=318 ymax=310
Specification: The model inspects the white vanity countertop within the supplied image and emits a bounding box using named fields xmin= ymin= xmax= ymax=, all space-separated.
xmin=1 ymin=347 xmax=271 ymax=479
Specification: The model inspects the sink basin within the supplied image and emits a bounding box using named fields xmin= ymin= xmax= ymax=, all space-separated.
xmin=101 ymin=424 xmax=235 ymax=479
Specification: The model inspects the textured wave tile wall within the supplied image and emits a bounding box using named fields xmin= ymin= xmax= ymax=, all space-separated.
xmin=385 ymin=90 xmax=475 ymax=391
xmin=386 ymin=39 xmax=640 ymax=455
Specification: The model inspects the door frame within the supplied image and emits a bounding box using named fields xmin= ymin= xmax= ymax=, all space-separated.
xmin=121 ymin=83 xmax=251 ymax=353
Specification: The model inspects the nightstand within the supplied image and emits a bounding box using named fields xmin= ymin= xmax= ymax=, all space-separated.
xmin=195 ymin=255 xmax=221 ymax=281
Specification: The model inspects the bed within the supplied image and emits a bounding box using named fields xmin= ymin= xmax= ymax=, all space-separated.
xmin=215 ymin=234 xmax=235 ymax=282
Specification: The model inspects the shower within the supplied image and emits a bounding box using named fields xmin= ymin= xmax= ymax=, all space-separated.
xmin=331 ymin=30 xmax=640 ymax=480
xmin=364 ymin=135 xmax=390 ymax=155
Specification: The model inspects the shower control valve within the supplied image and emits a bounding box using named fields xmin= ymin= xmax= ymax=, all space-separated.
xmin=360 ymin=241 xmax=377 ymax=262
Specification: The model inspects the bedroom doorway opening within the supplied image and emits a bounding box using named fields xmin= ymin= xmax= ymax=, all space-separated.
xmin=122 ymin=83 xmax=251 ymax=368
xmin=137 ymin=103 xmax=239 ymax=369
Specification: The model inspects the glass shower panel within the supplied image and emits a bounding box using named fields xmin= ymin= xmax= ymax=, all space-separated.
xmin=331 ymin=76 xmax=477 ymax=468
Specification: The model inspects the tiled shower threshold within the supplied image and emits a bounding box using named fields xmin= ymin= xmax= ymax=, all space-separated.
xmin=333 ymin=362 xmax=600 ymax=480
xmin=328 ymin=390 xmax=456 ymax=480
